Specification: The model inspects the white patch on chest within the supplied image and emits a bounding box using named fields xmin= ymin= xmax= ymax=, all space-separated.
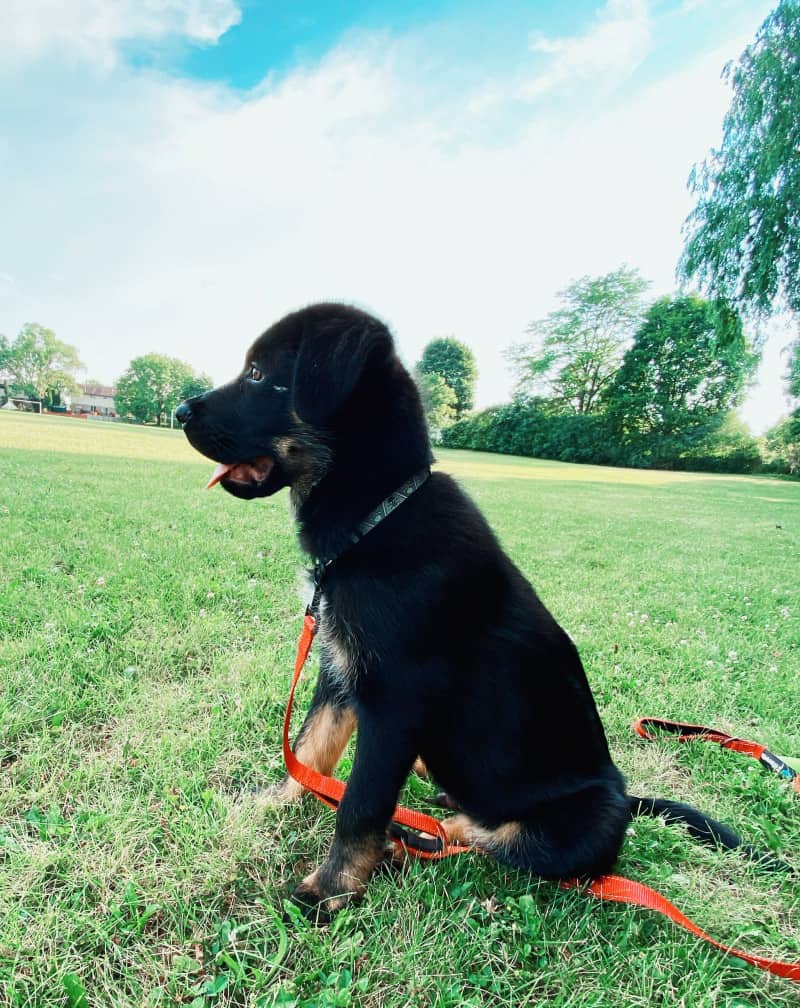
xmin=318 ymin=597 xmax=361 ymax=690
xmin=297 ymin=569 xmax=361 ymax=691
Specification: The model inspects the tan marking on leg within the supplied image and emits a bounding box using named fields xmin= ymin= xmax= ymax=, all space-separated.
xmin=295 ymin=836 xmax=385 ymax=915
xmin=257 ymin=704 xmax=356 ymax=808
xmin=252 ymin=776 xmax=304 ymax=807
xmin=294 ymin=704 xmax=357 ymax=776
xmin=441 ymin=814 xmax=522 ymax=852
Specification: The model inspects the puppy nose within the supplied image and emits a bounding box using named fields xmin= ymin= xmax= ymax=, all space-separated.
xmin=175 ymin=401 xmax=192 ymax=425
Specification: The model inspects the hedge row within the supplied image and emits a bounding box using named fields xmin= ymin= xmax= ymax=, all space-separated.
xmin=440 ymin=402 xmax=771 ymax=474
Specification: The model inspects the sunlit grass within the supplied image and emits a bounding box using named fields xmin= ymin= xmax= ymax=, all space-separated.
xmin=1 ymin=412 xmax=798 ymax=1008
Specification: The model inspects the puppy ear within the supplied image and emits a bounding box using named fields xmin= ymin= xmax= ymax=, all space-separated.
xmin=292 ymin=310 xmax=390 ymax=424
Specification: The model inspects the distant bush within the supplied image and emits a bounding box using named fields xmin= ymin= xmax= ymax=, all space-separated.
xmin=442 ymin=400 xmax=620 ymax=465
xmin=442 ymin=401 xmax=773 ymax=475
xmin=762 ymin=414 xmax=800 ymax=475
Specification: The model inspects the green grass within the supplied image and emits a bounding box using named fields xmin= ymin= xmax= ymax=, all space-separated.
xmin=1 ymin=411 xmax=798 ymax=1008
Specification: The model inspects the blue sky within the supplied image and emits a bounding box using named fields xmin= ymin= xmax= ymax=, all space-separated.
xmin=138 ymin=2 xmax=597 ymax=89
xmin=0 ymin=0 xmax=793 ymax=430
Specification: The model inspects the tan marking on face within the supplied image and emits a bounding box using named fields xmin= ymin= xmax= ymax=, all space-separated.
xmin=294 ymin=704 xmax=357 ymax=776
xmin=273 ymin=422 xmax=332 ymax=506
xmin=412 ymin=757 xmax=429 ymax=778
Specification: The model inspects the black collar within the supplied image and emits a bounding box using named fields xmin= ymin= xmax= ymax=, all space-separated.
xmin=307 ymin=466 xmax=430 ymax=616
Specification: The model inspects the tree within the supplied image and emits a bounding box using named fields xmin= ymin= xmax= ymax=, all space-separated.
xmin=415 ymin=370 xmax=457 ymax=441
xmin=605 ymin=296 xmax=757 ymax=465
xmin=115 ymin=355 xmax=212 ymax=426
xmin=681 ymin=1 xmax=800 ymax=320
xmin=0 ymin=334 xmax=11 ymax=371
xmin=763 ymin=413 xmax=800 ymax=474
xmin=180 ymin=372 xmax=215 ymax=402
xmin=509 ymin=267 xmax=649 ymax=414
xmin=3 ymin=323 xmax=84 ymax=404
xmin=417 ymin=337 xmax=477 ymax=418
xmin=789 ymin=339 xmax=800 ymax=402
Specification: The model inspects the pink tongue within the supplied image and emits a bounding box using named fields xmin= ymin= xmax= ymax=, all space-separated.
xmin=206 ymin=463 xmax=236 ymax=489
xmin=205 ymin=456 xmax=275 ymax=489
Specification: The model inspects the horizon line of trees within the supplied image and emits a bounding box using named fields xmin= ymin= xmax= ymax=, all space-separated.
xmin=0 ymin=324 xmax=213 ymax=426
xmin=419 ymin=279 xmax=797 ymax=476
xmin=4 ymin=3 xmax=799 ymax=472
xmin=420 ymin=0 xmax=800 ymax=477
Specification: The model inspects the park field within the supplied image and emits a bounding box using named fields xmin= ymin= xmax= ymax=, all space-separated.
xmin=1 ymin=411 xmax=798 ymax=1008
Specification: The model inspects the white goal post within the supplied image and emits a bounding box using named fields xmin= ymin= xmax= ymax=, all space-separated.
xmin=6 ymin=397 xmax=42 ymax=413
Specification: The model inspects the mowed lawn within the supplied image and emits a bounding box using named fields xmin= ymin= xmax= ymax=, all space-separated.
xmin=1 ymin=411 xmax=798 ymax=1008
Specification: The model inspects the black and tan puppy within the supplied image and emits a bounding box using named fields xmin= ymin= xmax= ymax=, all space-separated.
xmin=177 ymin=303 xmax=746 ymax=917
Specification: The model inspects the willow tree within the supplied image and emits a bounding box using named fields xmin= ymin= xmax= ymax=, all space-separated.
xmin=681 ymin=1 xmax=800 ymax=319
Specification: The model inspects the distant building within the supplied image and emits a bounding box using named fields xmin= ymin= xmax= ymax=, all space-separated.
xmin=69 ymin=383 xmax=117 ymax=417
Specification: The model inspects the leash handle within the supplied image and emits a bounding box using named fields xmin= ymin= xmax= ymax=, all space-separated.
xmin=634 ymin=716 xmax=799 ymax=791
xmin=282 ymin=613 xmax=472 ymax=859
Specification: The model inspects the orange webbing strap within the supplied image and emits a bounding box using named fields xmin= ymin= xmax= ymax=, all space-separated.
xmin=282 ymin=613 xmax=472 ymax=859
xmin=559 ymin=875 xmax=800 ymax=982
xmin=634 ymin=716 xmax=800 ymax=794
xmin=282 ymin=621 xmax=799 ymax=979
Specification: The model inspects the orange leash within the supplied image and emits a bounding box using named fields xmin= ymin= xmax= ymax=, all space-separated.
xmin=283 ymin=615 xmax=800 ymax=981
xmin=634 ymin=716 xmax=800 ymax=795
xmin=282 ymin=613 xmax=471 ymax=858
xmin=561 ymin=875 xmax=800 ymax=982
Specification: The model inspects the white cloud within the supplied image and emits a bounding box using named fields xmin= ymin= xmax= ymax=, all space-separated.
xmin=0 ymin=0 xmax=241 ymax=65
xmin=526 ymin=0 xmax=652 ymax=98
xmin=0 ymin=2 xmax=789 ymax=434
xmin=468 ymin=0 xmax=651 ymax=116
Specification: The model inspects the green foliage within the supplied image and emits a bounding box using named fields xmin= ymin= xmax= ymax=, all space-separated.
xmin=604 ymin=296 xmax=758 ymax=467
xmin=414 ymin=370 xmax=457 ymax=442
xmin=417 ymin=337 xmax=477 ymax=417
xmin=763 ymin=413 xmax=800 ymax=474
xmin=2 ymin=323 xmax=84 ymax=403
xmin=0 ymin=333 xmax=11 ymax=371
xmin=681 ymin=1 xmax=800 ymax=317
xmin=115 ymin=354 xmax=212 ymax=426
xmin=181 ymin=372 xmax=215 ymax=402
xmin=788 ymin=338 xmax=800 ymax=401
xmin=509 ymin=267 xmax=649 ymax=414
xmin=442 ymin=400 xmax=619 ymax=465
xmin=673 ymin=412 xmax=763 ymax=474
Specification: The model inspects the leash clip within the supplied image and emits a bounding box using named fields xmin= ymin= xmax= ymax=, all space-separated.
xmin=306 ymin=559 xmax=332 ymax=620
xmin=759 ymin=749 xmax=798 ymax=781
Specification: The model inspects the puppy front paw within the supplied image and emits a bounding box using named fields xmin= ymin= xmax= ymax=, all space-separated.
xmin=248 ymin=775 xmax=305 ymax=808
xmin=291 ymin=868 xmax=359 ymax=924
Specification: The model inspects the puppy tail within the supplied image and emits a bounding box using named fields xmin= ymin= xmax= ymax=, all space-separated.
xmin=628 ymin=795 xmax=793 ymax=874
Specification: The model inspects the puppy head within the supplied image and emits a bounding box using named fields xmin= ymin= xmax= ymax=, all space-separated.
xmin=177 ymin=303 xmax=394 ymax=500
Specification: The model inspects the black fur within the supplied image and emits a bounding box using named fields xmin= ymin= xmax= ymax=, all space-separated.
xmin=178 ymin=303 xmax=775 ymax=915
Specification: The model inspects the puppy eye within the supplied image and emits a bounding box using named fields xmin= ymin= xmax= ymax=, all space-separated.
xmin=273 ymin=384 xmax=288 ymax=393
xmin=248 ymin=364 xmax=263 ymax=382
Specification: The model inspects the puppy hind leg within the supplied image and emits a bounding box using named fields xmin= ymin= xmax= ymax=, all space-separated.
xmin=411 ymin=758 xmax=460 ymax=810
xmin=441 ymin=814 xmax=523 ymax=851
xmin=441 ymin=787 xmax=629 ymax=881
